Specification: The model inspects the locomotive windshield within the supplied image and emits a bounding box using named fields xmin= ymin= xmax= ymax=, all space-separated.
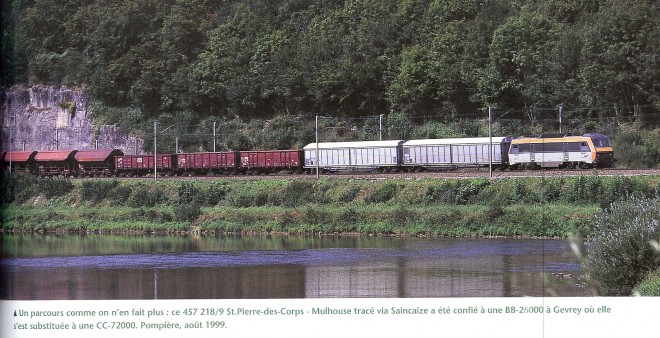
xmin=593 ymin=137 xmax=611 ymax=147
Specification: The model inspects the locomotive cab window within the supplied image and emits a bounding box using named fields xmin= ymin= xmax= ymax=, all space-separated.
xmin=594 ymin=138 xmax=611 ymax=147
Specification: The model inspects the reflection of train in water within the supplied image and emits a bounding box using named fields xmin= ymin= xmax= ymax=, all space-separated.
xmin=0 ymin=133 xmax=614 ymax=177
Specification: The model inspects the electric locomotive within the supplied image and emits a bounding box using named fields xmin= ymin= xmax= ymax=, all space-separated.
xmin=508 ymin=133 xmax=614 ymax=169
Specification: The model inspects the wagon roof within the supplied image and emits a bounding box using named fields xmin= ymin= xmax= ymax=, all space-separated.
xmin=177 ymin=151 xmax=236 ymax=155
xmin=34 ymin=150 xmax=77 ymax=161
xmin=304 ymin=140 xmax=404 ymax=149
xmin=238 ymin=149 xmax=301 ymax=153
xmin=511 ymin=135 xmax=588 ymax=143
xmin=403 ymin=137 xmax=506 ymax=146
xmin=75 ymin=149 xmax=123 ymax=162
xmin=117 ymin=154 xmax=173 ymax=158
xmin=512 ymin=133 xmax=602 ymax=140
xmin=1 ymin=151 xmax=37 ymax=162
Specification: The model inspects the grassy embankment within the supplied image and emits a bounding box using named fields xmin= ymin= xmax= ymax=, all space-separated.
xmin=1 ymin=173 xmax=659 ymax=238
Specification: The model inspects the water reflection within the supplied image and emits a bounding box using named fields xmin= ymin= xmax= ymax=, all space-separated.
xmin=2 ymin=234 xmax=593 ymax=299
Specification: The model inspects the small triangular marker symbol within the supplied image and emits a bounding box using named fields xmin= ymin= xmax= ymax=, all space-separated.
xmin=14 ymin=310 xmax=17 ymax=316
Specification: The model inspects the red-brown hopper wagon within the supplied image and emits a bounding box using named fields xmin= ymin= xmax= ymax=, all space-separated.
xmin=75 ymin=149 xmax=124 ymax=177
xmin=34 ymin=150 xmax=78 ymax=177
xmin=1 ymin=151 xmax=38 ymax=174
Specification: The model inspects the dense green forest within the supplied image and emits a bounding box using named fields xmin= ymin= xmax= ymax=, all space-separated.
xmin=2 ymin=0 xmax=659 ymax=154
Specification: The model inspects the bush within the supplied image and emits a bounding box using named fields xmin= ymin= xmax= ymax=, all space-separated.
xmin=205 ymin=181 xmax=229 ymax=206
xmin=365 ymin=181 xmax=400 ymax=204
xmin=540 ymin=178 xmax=562 ymax=203
xmin=486 ymin=205 xmax=505 ymax=219
xmin=336 ymin=207 xmax=359 ymax=226
xmin=325 ymin=182 xmax=361 ymax=204
xmin=281 ymin=180 xmax=313 ymax=207
xmin=108 ymin=185 xmax=132 ymax=206
xmin=566 ymin=176 xmax=603 ymax=204
xmin=1 ymin=173 xmax=37 ymax=204
xmin=426 ymin=181 xmax=453 ymax=204
xmin=310 ymin=180 xmax=333 ymax=204
xmin=177 ymin=182 xmax=200 ymax=204
xmin=612 ymin=123 xmax=644 ymax=168
xmin=395 ymin=182 xmax=429 ymax=205
xmin=227 ymin=189 xmax=269 ymax=207
xmin=303 ymin=207 xmax=331 ymax=227
xmin=586 ymin=196 xmax=660 ymax=296
xmin=641 ymin=129 xmax=660 ymax=167
xmin=130 ymin=207 xmax=173 ymax=223
xmin=633 ymin=270 xmax=660 ymax=296
xmin=512 ymin=180 xmax=527 ymax=203
xmin=390 ymin=206 xmax=416 ymax=228
xmin=477 ymin=180 xmax=512 ymax=206
xmin=127 ymin=185 xmax=168 ymax=207
xmin=426 ymin=179 xmax=488 ymax=205
xmin=37 ymin=178 xmax=74 ymax=198
xmin=173 ymin=203 xmax=202 ymax=222
xmin=80 ymin=180 xmax=119 ymax=203
xmin=455 ymin=179 xmax=489 ymax=204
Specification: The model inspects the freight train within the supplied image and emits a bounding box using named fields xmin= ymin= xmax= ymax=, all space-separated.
xmin=0 ymin=133 xmax=614 ymax=177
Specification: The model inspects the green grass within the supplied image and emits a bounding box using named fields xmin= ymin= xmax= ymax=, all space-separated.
xmin=189 ymin=203 xmax=597 ymax=237
xmin=1 ymin=175 xmax=657 ymax=237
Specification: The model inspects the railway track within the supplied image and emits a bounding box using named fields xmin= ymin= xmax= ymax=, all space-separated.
xmin=308 ymin=168 xmax=660 ymax=180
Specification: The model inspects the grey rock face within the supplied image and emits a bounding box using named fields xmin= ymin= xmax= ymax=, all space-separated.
xmin=2 ymin=85 xmax=144 ymax=154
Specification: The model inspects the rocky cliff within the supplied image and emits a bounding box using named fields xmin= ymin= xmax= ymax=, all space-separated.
xmin=1 ymin=85 xmax=144 ymax=154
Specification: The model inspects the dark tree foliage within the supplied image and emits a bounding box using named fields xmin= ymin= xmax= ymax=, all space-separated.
xmin=1 ymin=0 xmax=29 ymax=85
xmin=2 ymin=0 xmax=658 ymax=124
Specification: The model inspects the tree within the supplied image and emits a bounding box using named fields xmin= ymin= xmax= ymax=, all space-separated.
xmin=192 ymin=2 xmax=266 ymax=117
xmin=478 ymin=11 xmax=561 ymax=113
xmin=1 ymin=0 xmax=29 ymax=85
xmin=542 ymin=0 xmax=601 ymax=24
xmin=18 ymin=0 xmax=87 ymax=85
xmin=159 ymin=0 xmax=225 ymax=112
xmin=386 ymin=111 xmax=412 ymax=139
xmin=579 ymin=0 xmax=660 ymax=112
xmin=6 ymin=0 xmax=658 ymax=127
xmin=388 ymin=19 xmax=491 ymax=117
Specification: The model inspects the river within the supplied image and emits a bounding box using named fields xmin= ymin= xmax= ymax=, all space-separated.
xmin=1 ymin=234 xmax=595 ymax=299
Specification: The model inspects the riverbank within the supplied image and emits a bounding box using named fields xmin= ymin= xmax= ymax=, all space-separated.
xmin=1 ymin=203 xmax=599 ymax=238
xmin=2 ymin=174 xmax=658 ymax=238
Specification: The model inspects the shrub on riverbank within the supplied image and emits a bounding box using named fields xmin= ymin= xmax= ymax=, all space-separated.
xmin=80 ymin=180 xmax=119 ymax=204
xmin=586 ymin=196 xmax=660 ymax=296
xmin=2 ymin=174 xmax=77 ymax=204
xmin=1 ymin=205 xmax=189 ymax=233
xmin=633 ymin=270 xmax=660 ymax=296
xmin=126 ymin=184 xmax=169 ymax=207
xmin=1 ymin=173 xmax=37 ymax=204
xmin=191 ymin=203 xmax=597 ymax=238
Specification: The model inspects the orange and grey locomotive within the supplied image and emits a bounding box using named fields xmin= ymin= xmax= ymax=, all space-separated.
xmin=508 ymin=133 xmax=614 ymax=169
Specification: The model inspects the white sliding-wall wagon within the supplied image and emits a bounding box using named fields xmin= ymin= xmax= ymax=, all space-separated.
xmin=304 ymin=140 xmax=404 ymax=171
